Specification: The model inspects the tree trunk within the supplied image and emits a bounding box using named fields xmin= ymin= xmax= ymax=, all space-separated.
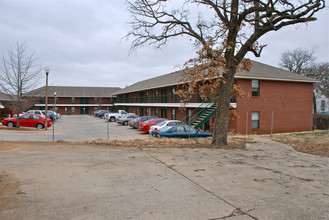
xmin=16 ymin=110 xmax=20 ymax=128
xmin=211 ymin=68 xmax=236 ymax=147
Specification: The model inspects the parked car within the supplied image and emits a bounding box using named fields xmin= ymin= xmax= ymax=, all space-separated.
xmin=2 ymin=114 xmax=52 ymax=129
xmin=25 ymin=110 xmax=46 ymax=118
xmin=106 ymin=110 xmax=130 ymax=122
xmin=132 ymin=116 xmax=158 ymax=129
xmin=94 ymin=110 xmax=108 ymax=117
xmin=117 ymin=114 xmax=139 ymax=126
xmin=40 ymin=110 xmax=55 ymax=121
xmin=149 ymin=120 xmax=185 ymax=134
xmin=26 ymin=110 xmax=53 ymax=121
xmin=129 ymin=117 xmax=140 ymax=128
xmin=48 ymin=110 xmax=61 ymax=119
xmin=99 ymin=110 xmax=111 ymax=119
xmin=152 ymin=125 xmax=212 ymax=139
xmin=139 ymin=118 xmax=167 ymax=133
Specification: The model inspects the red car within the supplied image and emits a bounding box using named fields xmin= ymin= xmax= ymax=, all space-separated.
xmin=139 ymin=118 xmax=167 ymax=133
xmin=2 ymin=114 xmax=52 ymax=129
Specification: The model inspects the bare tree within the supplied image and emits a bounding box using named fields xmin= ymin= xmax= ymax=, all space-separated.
xmin=279 ymin=48 xmax=317 ymax=74
xmin=127 ymin=0 xmax=325 ymax=147
xmin=279 ymin=48 xmax=329 ymax=112
xmin=307 ymin=63 xmax=329 ymax=99
xmin=0 ymin=42 xmax=42 ymax=127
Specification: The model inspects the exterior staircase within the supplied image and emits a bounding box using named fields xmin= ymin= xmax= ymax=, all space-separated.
xmin=23 ymin=104 xmax=35 ymax=112
xmin=190 ymin=103 xmax=217 ymax=129
xmin=183 ymin=97 xmax=217 ymax=130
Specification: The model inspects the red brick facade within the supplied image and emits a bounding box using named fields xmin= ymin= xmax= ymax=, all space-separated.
xmin=233 ymin=79 xmax=313 ymax=134
xmin=116 ymin=79 xmax=314 ymax=134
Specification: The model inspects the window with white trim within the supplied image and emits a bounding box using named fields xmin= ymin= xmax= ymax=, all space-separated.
xmin=172 ymin=108 xmax=176 ymax=120
xmin=252 ymin=112 xmax=260 ymax=129
xmin=321 ymin=100 xmax=326 ymax=112
xmin=252 ymin=80 xmax=260 ymax=97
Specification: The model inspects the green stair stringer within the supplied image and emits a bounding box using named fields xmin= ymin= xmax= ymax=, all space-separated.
xmin=182 ymin=97 xmax=217 ymax=130
xmin=23 ymin=104 xmax=35 ymax=112
xmin=191 ymin=104 xmax=217 ymax=129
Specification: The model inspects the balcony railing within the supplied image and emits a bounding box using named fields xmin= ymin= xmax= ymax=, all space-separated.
xmin=116 ymin=94 xmax=180 ymax=104
xmin=116 ymin=94 xmax=236 ymax=104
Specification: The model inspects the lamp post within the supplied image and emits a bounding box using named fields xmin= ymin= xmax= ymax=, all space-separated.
xmin=45 ymin=66 xmax=49 ymax=130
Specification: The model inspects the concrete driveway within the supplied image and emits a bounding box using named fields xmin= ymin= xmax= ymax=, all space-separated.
xmin=0 ymin=115 xmax=143 ymax=141
xmin=0 ymin=137 xmax=328 ymax=220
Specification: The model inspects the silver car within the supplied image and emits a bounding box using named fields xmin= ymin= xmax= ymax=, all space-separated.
xmin=117 ymin=114 xmax=138 ymax=126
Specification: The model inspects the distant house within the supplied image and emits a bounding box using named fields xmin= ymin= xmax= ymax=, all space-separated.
xmin=0 ymin=92 xmax=14 ymax=117
xmin=26 ymin=86 xmax=121 ymax=115
xmin=112 ymin=60 xmax=317 ymax=134
xmin=314 ymin=89 xmax=329 ymax=113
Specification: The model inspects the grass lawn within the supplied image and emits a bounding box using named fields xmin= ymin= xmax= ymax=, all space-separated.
xmin=272 ymin=130 xmax=329 ymax=157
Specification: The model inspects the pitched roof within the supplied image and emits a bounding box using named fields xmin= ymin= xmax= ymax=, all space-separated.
xmin=0 ymin=91 xmax=12 ymax=101
xmin=26 ymin=86 xmax=121 ymax=97
xmin=112 ymin=60 xmax=317 ymax=95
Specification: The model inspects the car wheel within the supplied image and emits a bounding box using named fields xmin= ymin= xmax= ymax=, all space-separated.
xmin=36 ymin=123 xmax=44 ymax=129
xmin=7 ymin=121 xmax=15 ymax=127
xmin=123 ymin=121 xmax=128 ymax=126
xmin=110 ymin=117 xmax=115 ymax=122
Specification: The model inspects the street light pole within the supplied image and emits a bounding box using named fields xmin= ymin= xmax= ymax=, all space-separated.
xmin=45 ymin=66 xmax=49 ymax=130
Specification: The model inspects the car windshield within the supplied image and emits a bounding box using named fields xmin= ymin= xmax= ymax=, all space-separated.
xmin=160 ymin=126 xmax=174 ymax=132
xmin=184 ymin=125 xmax=198 ymax=133
xmin=156 ymin=121 xmax=168 ymax=126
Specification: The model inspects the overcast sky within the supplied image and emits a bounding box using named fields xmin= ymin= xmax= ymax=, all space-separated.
xmin=1 ymin=0 xmax=328 ymax=89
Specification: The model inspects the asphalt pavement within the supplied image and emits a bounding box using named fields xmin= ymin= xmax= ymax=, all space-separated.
xmin=0 ymin=138 xmax=328 ymax=220
xmin=0 ymin=115 xmax=144 ymax=141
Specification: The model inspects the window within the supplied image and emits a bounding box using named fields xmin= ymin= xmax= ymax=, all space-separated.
xmin=172 ymin=109 xmax=176 ymax=120
xmin=252 ymin=112 xmax=260 ymax=129
xmin=31 ymin=115 xmax=40 ymax=120
xmin=321 ymin=100 xmax=326 ymax=112
xmin=20 ymin=115 xmax=30 ymax=119
xmin=173 ymin=126 xmax=185 ymax=133
xmin=94 ymin=97 xmax=98 ymax=102
xmin=72 ymin=97 xmax=75 ymax=103
xmin=252 ymin=80 xmax=260 ymax=97
xmin=72 ymin=107 xmax=75 ymax=113
xmin=65 ymin=107 xmax=68 ymax=112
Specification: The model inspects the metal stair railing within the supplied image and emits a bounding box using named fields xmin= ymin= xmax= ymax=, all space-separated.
xmin=23 ymin=104 xmax=35 ymax=112
xmin=182 ymin=97 xmax=217 ymax=128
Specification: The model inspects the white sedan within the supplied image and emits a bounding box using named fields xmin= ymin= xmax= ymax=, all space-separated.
xmin=149 ymin=120 xmax=185 ymax=134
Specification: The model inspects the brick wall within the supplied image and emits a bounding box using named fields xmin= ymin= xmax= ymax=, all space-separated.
xmin=235 ymin=79 xmax=313 ymax=134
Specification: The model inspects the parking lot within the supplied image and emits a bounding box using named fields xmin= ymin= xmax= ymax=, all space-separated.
xmin=0 ymin=115 xmax=146 ymax=141
xmin=0 ymin=136 xmax=328 ymax=219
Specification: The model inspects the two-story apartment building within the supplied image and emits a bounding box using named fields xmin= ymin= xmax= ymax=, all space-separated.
xmin=26 ymin=86 xmax=121 ymax=115
xmin=112 ymin=60 xmax=316 ymax=134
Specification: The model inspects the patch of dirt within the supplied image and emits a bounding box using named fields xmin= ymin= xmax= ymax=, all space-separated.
xmin=0 ymin=172 xmax=20 ymax=210
xmin=67 ymin=135 xmax=254 ymax=149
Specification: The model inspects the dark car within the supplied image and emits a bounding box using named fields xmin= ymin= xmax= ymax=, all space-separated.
xmin=94 ymin=110 xmax=107 ymax=117
xmin=40 ymin=110 xmax=55 ymax=121
xmin=99 ymin=111 xmax=111 ymax=119
xmin=152 ymin=125 xmax=212 ymax=139
xmin=132 ymin=116 xmax=158 ymax=129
